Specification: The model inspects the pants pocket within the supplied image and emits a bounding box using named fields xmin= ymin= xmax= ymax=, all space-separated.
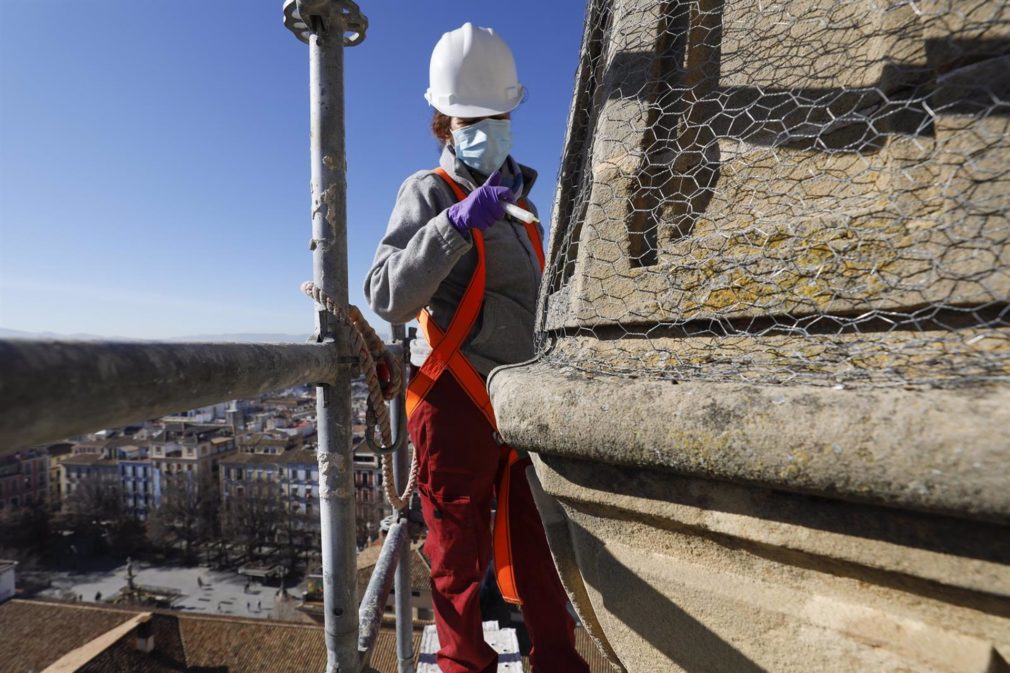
xmin=422 ymin=494 xmax=482 ymax=595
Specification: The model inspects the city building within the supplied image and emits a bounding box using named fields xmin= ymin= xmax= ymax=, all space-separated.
xmin=163 ymin=401 xmax=230 ymax=424
xmin=44 ymin=442 xmax=74 ymax=508
xmin=358 ymin=543 xmax=433 ymax=622
xmin=60 ymin=452 xmax=120 ymax=509
xmin=236 ymin=429 xmax=303 ymax=455
xmin=0 ymin=449 xmax=50 ymax=511
xmin=219 ymin=441 xmax=385 ymax=554
xmin=351 ymin=443 xmax=384 ymax=548
xmin=119 ymin=457 xmax=159 ymax=521
xmin=220 ymin=449 xmax=319 ymax=520
xmin=150 ymin=424 xmax=235 ymax=484
xmin=219 ymin=448 xmax=322 ymax=561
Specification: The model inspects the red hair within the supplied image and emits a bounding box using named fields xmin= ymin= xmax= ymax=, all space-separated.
xmin=431 ymin=111 xmax=452 ymax=145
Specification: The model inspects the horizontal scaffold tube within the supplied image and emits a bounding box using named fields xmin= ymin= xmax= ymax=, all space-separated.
xmin=0 ymin=339 xmax=348 ymax=451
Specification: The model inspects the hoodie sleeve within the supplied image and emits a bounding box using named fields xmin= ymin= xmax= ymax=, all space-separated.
xmin=364 ymin=172 xmax=472 ymax=324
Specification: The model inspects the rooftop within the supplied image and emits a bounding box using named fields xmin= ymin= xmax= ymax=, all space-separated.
xmin=0 ymin=598 xmax=417 ymax=673
xmin=355 ymin=543 xmax=432 ymax=597
xmin=220 ymin=449 xmax=318 ymax=466
xmin=1 ymin=570 xmax=614 ymax=673
xmin=61 ymin=453 xmax=118 ymax=467
xmin=0 ymin=448 xmax=47 ymax=464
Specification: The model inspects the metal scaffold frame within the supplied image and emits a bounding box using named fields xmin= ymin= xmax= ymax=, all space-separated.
xmin=0 ymin=3 xmax=416 ymax=672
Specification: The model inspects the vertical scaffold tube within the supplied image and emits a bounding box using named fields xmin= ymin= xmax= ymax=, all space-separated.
xmin=390 ymin=323 xmax=415 ymax=673
xmin=305 ymin=7 xmax=356 ymax=672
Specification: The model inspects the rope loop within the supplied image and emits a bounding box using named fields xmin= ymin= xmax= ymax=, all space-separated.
xmin=301 ymin=281 xmax=417 ymax=511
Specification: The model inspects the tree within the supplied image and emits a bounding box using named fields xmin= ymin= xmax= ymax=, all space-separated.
xmin=65 ymin=479 xmax=123 ymax=522
xmin=147 ymin=471 xmax=218 ymax=562
xmin=221 ymin=480 xmax=282 ymax=561
xmin=64 ymin=479 xmax=127 ymax=555
xmin=0 ymin=499 xmax=52 ymax=560
xmin=276 ymin=478 xmax=317 ymax=572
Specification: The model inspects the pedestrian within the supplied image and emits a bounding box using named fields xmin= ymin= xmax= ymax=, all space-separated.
xmin=95 ymin=591 xmax=101 ymax=602
xmin=197 ymin=576 xmax=203 ymax=588
xmin=365 ymin=22 xmax=589 ymax=673
xmin=257 ymin=600 xmax=261 ymax=611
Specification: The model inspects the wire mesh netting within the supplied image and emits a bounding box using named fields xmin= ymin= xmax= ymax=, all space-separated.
xmin=537 ymin=0 xmax=1010 ymax=387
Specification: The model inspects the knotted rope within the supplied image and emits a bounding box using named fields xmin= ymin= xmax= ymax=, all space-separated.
xmin=301 ymin=281 xmax=417 ymax=511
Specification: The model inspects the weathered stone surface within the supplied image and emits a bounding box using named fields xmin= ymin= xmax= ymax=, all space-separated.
xmin=531 ymin=455 xmax=1010 ymax=673
xmin=553 ymin=116 xmax=1010 ymax=327
xmin=524 ymin=465 xmax=626 ymax=673
xmin=489 ymin=362 xmax=1010 ymax=523
xmin=499 ymin=1 xmax=1010 ymax=671
xmin=544 ymin=0 xmax=1010 ymax=331
xmin=548 ymin=328 xmax=1010 ymax=386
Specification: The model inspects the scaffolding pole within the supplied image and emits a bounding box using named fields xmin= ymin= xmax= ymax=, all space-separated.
xmin=285 ymin=2 xmax=368 ymax=671
xmin=389 ymin=324 xmax=416 ymax=673
xmin=0 ymin=339 xmax=343 ymax=451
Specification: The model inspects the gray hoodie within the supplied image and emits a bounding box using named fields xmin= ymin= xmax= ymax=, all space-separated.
xmin=364 ymin=145 xmax=543 ymax=377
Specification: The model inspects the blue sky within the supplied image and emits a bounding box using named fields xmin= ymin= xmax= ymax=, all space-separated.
xmin=0 ymin=0 xmax=586 ymax=339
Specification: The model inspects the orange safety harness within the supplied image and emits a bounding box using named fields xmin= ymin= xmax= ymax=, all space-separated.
xmin=406 ymin=167 xmax=544 ymax=605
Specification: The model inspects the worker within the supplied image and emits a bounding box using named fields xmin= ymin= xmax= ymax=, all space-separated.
xmin=365 ymin=22 xmax=589 ymax=673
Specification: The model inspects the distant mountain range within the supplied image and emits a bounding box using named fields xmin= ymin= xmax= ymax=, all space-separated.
xmin=0 ymin=327 xmax=313 ymax=344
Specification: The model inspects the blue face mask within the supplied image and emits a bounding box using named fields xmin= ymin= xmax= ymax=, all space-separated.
xmin=451 ymin=118 xmax=512 ymax=176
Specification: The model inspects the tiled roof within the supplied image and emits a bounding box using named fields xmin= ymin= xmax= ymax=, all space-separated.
xmin=366 ymin=630 xmax=422 ymax=673
xmin=105 ymin=436 xmax=150 ymax=449
xmin=355 ymin=544 xmax=432 ymax=598
xmin=79 ymin=613 xmax=187 ymax=673
xmin=220 ymin=449 xmax=316 ymax=466
xmin=72 ymin=440 xmax=110 ymax=451
xmin=62 ymin=454 xmax=118 ymax=466
xmin=0 ymin=598 xmax=618 ymax=673
xmin=179 ymin=614 xmax=329 ymax=672
xmin=0 ymin=599 xmax=139 ymax=673
xmin=45 ymin=442 xmax=76 ymax=457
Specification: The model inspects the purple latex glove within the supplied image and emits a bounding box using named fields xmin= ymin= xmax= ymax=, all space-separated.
xmin=447 ymin=170 xmax=514 ymax=236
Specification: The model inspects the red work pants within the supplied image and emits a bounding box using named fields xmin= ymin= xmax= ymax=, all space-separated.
xmin=408 ymin=371 xmax=590 ymax=673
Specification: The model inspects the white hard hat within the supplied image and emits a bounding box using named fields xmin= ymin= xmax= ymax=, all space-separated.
xmin=425 ymin=22 xmax=525 ymax=117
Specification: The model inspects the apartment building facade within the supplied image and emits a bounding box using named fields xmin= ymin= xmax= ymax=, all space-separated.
xmin=0 ymin=449 xmax=49 ymax=511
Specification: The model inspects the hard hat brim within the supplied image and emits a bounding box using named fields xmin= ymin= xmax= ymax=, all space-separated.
xmin=425 ymin=89 xmax=524 ymax=118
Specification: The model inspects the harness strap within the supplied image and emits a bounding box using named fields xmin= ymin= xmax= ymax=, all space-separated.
xmin=407 ymin=166 xmax=545 ymax=606
xmin=405 ymin=167 xmax=543 ymax=427
xmin=405 ymin=168 xmax=489 ymax=424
